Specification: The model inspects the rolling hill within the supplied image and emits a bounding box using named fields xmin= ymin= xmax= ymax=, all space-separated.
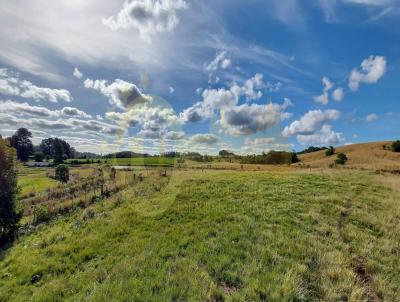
xmin=298 ymin=141 xmax=400 ymax=171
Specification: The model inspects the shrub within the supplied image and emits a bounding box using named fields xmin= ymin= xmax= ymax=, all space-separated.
xmin=33 ymin=206 xmax=51 ymax=225
xmin=0 ymin=139 xmax=20 ymax=243
xmin=55 ymin=164 xmax=69 ymax=183
xmin=34 ymin=152 xmax=45 ymax=162
xmin=391 ymin=140 xmax=400 ymax=152
xmin=325 ymin=146 xmax=335 ymax=156
xmin=291 ymin=152 xmax=300 ymax=163
xmin=335 ymin=153 xmax=348 ymax=165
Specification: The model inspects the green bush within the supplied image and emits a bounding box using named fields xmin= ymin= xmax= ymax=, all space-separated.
xmin=55 ymin=164 xmax=69 ymax=183
xmin=391 ymin=140 xmax=400 ymax=152
xmin=325 ymin=146 xmax=335 ymax=156
xmin=34 ymin=152 xmax=45 ymax=162
xmin=335 ymin=153 xmax=348 ymax=165
xmin=33 ymin=206 xmax=51 ymax=225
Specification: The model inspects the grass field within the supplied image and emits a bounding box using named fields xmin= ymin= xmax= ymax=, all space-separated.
xmin=1 ymin=169 xmax=399 ymax=301
xmin=17 ymin=167 xmax=59 ymax=198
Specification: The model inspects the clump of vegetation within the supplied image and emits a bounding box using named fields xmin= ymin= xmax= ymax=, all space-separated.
xmin=241 ymin=151 xmax=297 ymax=165
xmin=391 ymin=140 xmax=400 ymax=152
xmin=298 ymin=146 xmax=328 ymax=154
xmin=32 ymin=205 xmax=51 ymax=225
xmin=34 ymin=152 xmax=45 ymax=162
xmin=0 ymin=139 xmax=20 ymax=244
xmin=325 ymin=146 xmax=335 ymax=156
xmin=55 ymin=164 xmax=69 ymax=183
xmin=335 ymin=153 xmax=348 ymax=165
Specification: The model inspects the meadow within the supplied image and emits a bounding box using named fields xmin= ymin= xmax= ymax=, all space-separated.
xmin=1 ymin=168 xmax=399 ymax=301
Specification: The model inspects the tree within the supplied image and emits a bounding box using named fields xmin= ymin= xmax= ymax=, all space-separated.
xmin=9 ymin=128 xmax=33 ymax=162
xmin=0 ymin=139 xmax=20 ymax=243
xmin=291 ymin=152 xmax=300 ymax=163
xmin=40 ymin=138 xmax=73 ymax=163
xmin=55 ymin=164 xmax=69 ymax=183
xmin=34 ymin=152 xmax=45 ymax=162
xmin=53 ymin=139 xmax=64 ymax=165
xmin=335 ymin=153 xmax=348 ymax=165
xmin=392 ymin=140 xmax=400 ymax=153
xmin=325 ymin=146 xmax=335 ymax=156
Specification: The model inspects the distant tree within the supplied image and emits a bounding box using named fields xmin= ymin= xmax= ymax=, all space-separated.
xmin=219 ymin=150 xmax=235 ymax=157
xmin=335 ymin=153 xmax=348 ymax=165
xmin=9 ymin=128 xmax=33 ymax=161
xmin=40 ymin=138 xmax=73 ymax=163
xmin=325 ymin=146 xmax=335 ymax=157
xmin=291 ymin=152 xmax=300 ymax=163
xmin=55 ymin=164 xmax=69 ymax=183
xmin=297 ymin=146 xmax=328 ymax=155
xmin=0 ymin=139 xmax=20 ymax=243
xmin=391 ymin=140 xmax=400 ymax=153
xmin=53 ymin=139 xmax=64 ymax=165
xmin=34 ymin=152 xmax=45 ymax=162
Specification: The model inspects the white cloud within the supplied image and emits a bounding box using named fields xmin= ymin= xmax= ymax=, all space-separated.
xmin=0 ymin=68 xmax=72 ymax=102
xmin=206 ymin=51 xmax=231 ymax=72
xmin=332 ymin=87 xmax=344 ymax=102
xmin=366 ymin=113 xmax=378 ymax=122
xmin=349 ymin=55 xmax=386 ymax=91
xmin=282 ymin=109 xmax=340 ymax=136
xmin=165 ymin=131 xmax=184 ymax=140
xmin=244 ymin=137 xmax=276 ymax=146
xmin=0 ymin=100 xmax=91 ymax=119
xmin=0 ymin=68 xmax=20 ymax=96
xmin=19 ymin=80 xmax=72 ymax=103
xmin=297 ymin=124 xmax=343 ymax=146
xmin=102 ymin=0 xmax=187 ymax=39
xmin=60 ymin=107 xmax=92 ymax=119
xmin=314 ymin=76 xmax=333 ymax=105
xmin=84 ymin=78 xmax=152 ymax=109
xmin=73 ymin=68 xmax=83 ymax=79
xmin=169 ymin=86 xmax=175 ymax=94
xmin=189 ymin=133 xmax=219 ymax=145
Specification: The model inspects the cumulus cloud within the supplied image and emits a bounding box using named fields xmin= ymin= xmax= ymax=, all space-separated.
xmin=220 ymin=100 xmax=293 ymax=136
xmin=73 ymin=68 xmax=83 ymax=79
xmin=314 ymin=76 xmax=333 ymax=105
xmin=282 ymin=109 xmax=340 ymax=137
xmin=332 ymin=87 xmax=344 ymax=102
xmin=180 ymin=74 xmax=266 ymax=124
xmin=106 ymin=104 xmax=180 ymax=139
xmin=244 ymin=137 xmax=275 ymax=146
xmin=349 ymin=55 xmax=386 ymax=91
xmin=102 ymin=0 xmax=187 ymax=39
xmin=297 ymin=124 xmax=343 ymax=146
xmin=366 ymin=113 xmax=378 ymax=122
xmin=84 ymin=78 xmax=152 ymax=109
xmin=189 ymin=133 xmax=219 ymax=145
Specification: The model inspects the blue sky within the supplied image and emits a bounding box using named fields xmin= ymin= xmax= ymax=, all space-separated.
xmin=0 ymin=0 xmax=399 ymax=154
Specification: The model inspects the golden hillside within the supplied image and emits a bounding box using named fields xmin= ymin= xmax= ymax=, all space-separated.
xmin=298 ymin=141 xmax=400 ymax=170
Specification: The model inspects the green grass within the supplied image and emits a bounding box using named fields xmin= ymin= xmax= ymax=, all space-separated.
xmin=1 ymin=170 xmax=399 ymax=301
xmin=17 ymin=167 xmax=59 ymax=198
xmin=65 ymin=157 xmax=175 ymax=166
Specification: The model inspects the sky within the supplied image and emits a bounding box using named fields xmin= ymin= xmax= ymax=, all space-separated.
xmin=0 ymin=0 xmax=400 ymax=155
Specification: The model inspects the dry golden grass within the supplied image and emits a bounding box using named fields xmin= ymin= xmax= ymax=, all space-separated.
xmin=298 ymin=141 xmax=400 ymax=170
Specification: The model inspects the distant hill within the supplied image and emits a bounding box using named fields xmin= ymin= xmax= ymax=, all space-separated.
xmin=297 ymin=141 xmax=400 ymax=170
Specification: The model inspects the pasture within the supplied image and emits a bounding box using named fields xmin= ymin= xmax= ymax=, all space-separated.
xmin=1 ymin=167 xmax=400 ymax=301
